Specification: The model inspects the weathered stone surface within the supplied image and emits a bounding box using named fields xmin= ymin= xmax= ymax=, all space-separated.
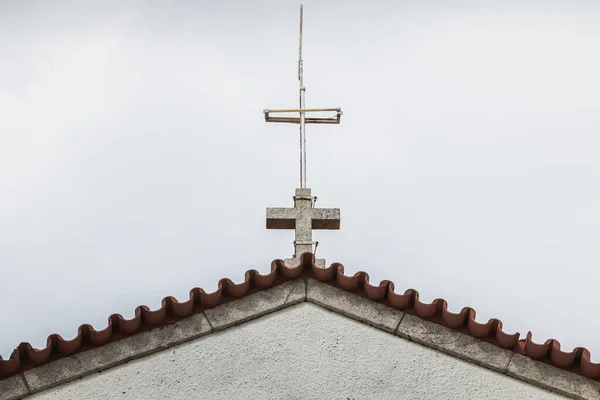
xmin=307 ymin=278 xmax=403 ymax=333
xmin=508 ymin=353 xmax=600 ymax=400
xmin=396 ymin=314 xmax=512 ymax=373
xmin=24 ymin=313 xmax=211 ymax=393
xmin=295 ymin=188 xmax=311 ymax=196
xmin=204 ymin=279 xmax=304 ymax=331
xmin=285 ymin=278 xmax=307 ymax=305
xmin=284 ymin=257 xmax=325 ymax=269
xmin=266 ymin=187 xmax=339 ymax=266
xmin=0 ymin=374 xmax=28 ymax=400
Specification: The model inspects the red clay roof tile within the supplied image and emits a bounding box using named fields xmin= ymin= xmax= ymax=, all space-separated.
xmin=1 ymin=253 xmax=598 ymax=380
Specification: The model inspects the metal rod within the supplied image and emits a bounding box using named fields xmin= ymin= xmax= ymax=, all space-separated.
xmin=298 ymin=5 xmax=303 ymax=83
xmin=298 ymin=4 xmax=306 ymax=188
xmin=264 ymin=117 xmax=340 ymax=124
xmin=264 ymin=108 xmax=341 ymax=113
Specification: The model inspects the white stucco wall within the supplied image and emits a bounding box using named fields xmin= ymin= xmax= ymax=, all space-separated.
xmin=30 ymin=303 xmax=565 ymax=399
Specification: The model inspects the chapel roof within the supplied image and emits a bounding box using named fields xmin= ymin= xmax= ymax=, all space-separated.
xmin=1 ymin=253 xmax=598 ymax=396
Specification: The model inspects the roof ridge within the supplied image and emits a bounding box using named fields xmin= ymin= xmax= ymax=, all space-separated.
xmin=1 ymin=252 xmax=598 ymax=381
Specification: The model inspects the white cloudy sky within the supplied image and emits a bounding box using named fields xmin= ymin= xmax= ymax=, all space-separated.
xmin=1 ymin=1 xmax=600 ymax=361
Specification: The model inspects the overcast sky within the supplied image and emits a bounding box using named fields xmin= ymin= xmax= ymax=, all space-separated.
xmin=1 ymin=1 xmax=600 ymax=362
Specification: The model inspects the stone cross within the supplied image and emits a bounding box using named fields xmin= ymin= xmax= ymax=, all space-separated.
xmin=266 ymin=188 xmax=340 ymax=268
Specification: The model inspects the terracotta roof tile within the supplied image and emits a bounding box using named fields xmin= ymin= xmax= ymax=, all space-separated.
xmin=1 ymin=253 xmax=598 ymax=380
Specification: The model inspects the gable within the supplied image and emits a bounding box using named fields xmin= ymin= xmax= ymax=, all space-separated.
xmin=2 ymin=260 xmax=599 ymax=400
xmin=29 ymin=303 xmax=565 ymax=400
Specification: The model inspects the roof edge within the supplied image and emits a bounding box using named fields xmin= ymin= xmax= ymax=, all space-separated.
xmin=1 ymin=254 xmax=599 ymax=398
xmin=2 ymin=277 xmax=598 ymax=400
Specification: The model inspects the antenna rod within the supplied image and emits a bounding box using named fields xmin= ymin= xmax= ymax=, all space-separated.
xmin=298 ymin=4 xmax=307 ymax=188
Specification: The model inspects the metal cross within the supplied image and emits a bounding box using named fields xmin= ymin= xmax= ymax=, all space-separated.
xmin=263 ymin=4 xmax=342 ymax=189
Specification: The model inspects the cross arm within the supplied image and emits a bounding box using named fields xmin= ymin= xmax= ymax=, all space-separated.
xmin=266 ymin=207 xmax=296 ymax=229
xmin=263 ymin=108 xmax=342 ymax=124
xmin=311 ymin=208 xmax=340 ymax=230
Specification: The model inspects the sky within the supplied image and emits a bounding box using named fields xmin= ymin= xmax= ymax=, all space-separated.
xmin=1 ymin=1 xmax=600 ymax=362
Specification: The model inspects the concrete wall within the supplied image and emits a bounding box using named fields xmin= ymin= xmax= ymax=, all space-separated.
xmin=29 ymin=303 xmax=564 ymax=400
